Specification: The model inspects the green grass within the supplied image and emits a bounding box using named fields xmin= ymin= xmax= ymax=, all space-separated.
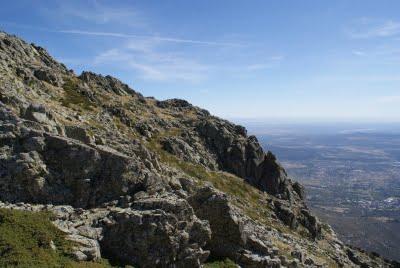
xmin=0 ymin=208 xmax=113 ymax=268
xmin=204 ymin=258 xmax=237 ymax=268
xmin=61 ymin=78 xmax=95 ymax=111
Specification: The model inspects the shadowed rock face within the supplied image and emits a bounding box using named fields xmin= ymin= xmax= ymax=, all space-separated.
xmin=0 ymin=31 xmax=398 ymax=267
xmin=195 ymin=118 xmax=299 ymax=200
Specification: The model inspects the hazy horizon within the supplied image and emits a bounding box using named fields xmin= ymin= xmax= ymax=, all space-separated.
xmin=235 ymin=119 xmax=400 ymax=136
xmin=231 ymin=117 xmax=400 ymax=124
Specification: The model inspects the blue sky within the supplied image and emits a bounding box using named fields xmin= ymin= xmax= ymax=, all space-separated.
xmin=1 ymin=0 xmax=400 ymax=122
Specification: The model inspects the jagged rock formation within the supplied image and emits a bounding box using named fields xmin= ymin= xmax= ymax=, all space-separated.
xmin=0 ymin=31 xmax=398 ymax=267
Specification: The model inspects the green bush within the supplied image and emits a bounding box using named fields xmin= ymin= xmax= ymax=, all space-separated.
xmin=61 ymin=78 xmax=94 ymax=111
xmin=0 ymin=208 xmax=113 ymax=267
xmin=204 ymin=258 xmax=237 ymax=268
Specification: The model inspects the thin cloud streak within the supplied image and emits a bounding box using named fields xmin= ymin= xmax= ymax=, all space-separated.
xmin=0 ymin=22 xmax=242 ymax=47
xmin=42 ymin=0 xmax=145 ymax=27
xmin=348 ymin=20 xmax=400 ymax=39
xmin=59 ymin=29 xmax=243 ymax=47
xmin=244 ymin=57 xmax=284 ymax=71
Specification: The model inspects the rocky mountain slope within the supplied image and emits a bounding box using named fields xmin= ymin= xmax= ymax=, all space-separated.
xmin=0 ymin=31 xmax=398 ymax=267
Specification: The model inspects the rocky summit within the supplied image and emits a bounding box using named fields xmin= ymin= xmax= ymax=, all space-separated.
xmin=0 ymin=31 xmax=398 ymax=268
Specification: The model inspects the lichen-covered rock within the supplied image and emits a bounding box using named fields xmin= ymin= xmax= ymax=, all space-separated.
xmin=33 ymin=68 xmax=63 ymax=86
xmin=189 ymin=186 xmax=295 ymax=267
xmin=0 ymin=112 xmax=162 ymax=207
xmin=68 ymin=234 xmax=101 ymax=261
xmin=135 ymin=120 xmax=155 ymax=138
xmin=79 ymin=71 xmax=140 ymax=97
xmin=161 ymin=136 xmax=205 ymax=165
xmin=157 ymin=98 xmax=192 ymax=109
xmin=101 ymin=195 xmax=211 ymax=267
xmin=22 ymin=104 xmax=60 ymax=134
xmin=64 ymin=125 xmax=94 ymax=144
xmin=189 ymin=187 xmax=246 ymax=258
xmin=0 ymin=199 xmax=211 ymax=267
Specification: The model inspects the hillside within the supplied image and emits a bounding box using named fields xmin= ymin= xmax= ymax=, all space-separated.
xmin=0 ymin=31 xmax=398 ymax=267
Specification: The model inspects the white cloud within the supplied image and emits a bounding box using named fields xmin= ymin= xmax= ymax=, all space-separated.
xmin=246 ymin=64 xmax=272 ymax=71
xmin=348 ymin=20 xmax=400 ymax=39
xmin=348 ymin=46 xmax=400 ymax=64
xmin=11 ymin=1 xmax=279 ymax=82
xmin=352 ymin=50 xmax=365 ymax=56
xmin=94 ymin=41 xmax=210 ymax=82
xmin=244 ymin=56 xmax=284 ymax=71
xmin=93 ymin=42 xmax=285 ymax=81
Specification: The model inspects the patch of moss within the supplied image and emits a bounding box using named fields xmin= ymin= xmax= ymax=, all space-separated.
xmin=204 ymin=258 xmax=237 ymax=268
xmin=61 ymin=78 xmax=95 ymax=111
xmin=0 ymin=208 xmax=113 ymax=267
xmin=112 ymin=116 xmax=139 ymax=141
xmin=64 ymin=259 xmax=116 ymax=268
xmin=28 ymin=79 xmax=35 ymax=87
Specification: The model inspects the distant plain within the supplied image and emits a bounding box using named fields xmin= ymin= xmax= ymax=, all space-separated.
xmin=242 ymin=121 xmax=400 ymax=261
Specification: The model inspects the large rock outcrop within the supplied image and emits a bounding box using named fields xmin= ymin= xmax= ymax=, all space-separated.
xmin=101 ymin=195 xmax=211 ymax=267
xmin=0 ymin=105 xmax=158 ymax=208
xmin=189 ymin=186 xmax=324 ymax=267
